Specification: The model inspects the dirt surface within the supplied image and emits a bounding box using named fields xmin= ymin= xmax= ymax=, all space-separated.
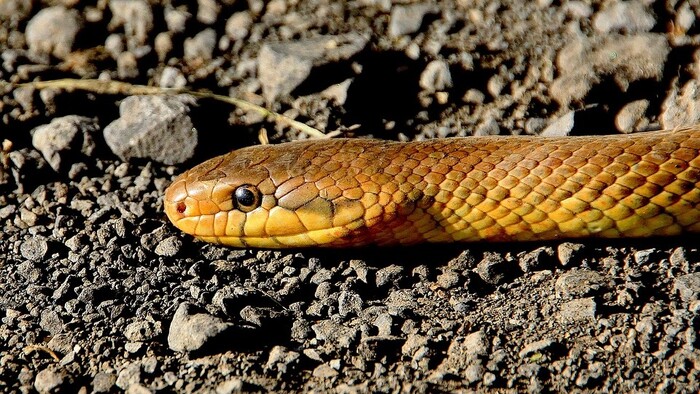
xmin=1 ymin=0 xmax=700 ymax=392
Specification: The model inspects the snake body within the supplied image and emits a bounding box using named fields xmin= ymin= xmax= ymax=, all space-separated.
xmin=164 ymin=127 xmax=700 ymax=248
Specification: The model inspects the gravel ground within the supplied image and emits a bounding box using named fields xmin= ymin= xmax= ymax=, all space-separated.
xmin=1 ymin=0 xmax=700 ymax=392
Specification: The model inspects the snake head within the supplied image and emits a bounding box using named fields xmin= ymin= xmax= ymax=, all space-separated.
xmin=163 ymin=140 xmax=396 ymax=248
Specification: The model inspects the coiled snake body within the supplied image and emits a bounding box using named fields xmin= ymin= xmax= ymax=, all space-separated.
xmin=164 ymin=127 xmax=700 ymax=248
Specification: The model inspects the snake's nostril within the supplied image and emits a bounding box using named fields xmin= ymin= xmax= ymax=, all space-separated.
xmin=176 ymin=202 xmax=186 ymax=214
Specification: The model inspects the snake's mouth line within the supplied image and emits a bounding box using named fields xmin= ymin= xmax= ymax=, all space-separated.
xmin=191 ymin=220 xmax=362 ymax=248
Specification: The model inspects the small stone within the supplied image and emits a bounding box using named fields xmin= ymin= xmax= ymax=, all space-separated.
xmin=115 ymin=362 xmax=141 ymax=390
xmin=464 ymin=363 xmax=485 ymax=385
xmin=555 ymin=270 xmax=606 ymax=299
xmin=124 ymin=319 xmax=162 ymax=341
xmin=419 ymin=60 xmax=452 ymax=93
xmin=312 ymin=363 xmax=339 ymax=378
xmin=197 ymin=0 xmax=219 ymax=24
xmin=40 ymin=309 xmax=64 ymax=335
xmin=661 ymin=80 xmax=700 ymax=129
xmin=265 ymin=346 xmax=300 ymax=373
xmin=674 ymin=273 xmax=700 ymax=302
xmin=376 ymin=265 xmax=404 ymax=287
xmin=216 ymin=378 xmax=244 ymax=394
xmin=125 ymin=342 xmax=143 ymax=353
xmin=20 ymin=236 xmax=49 ymax=261
xmin=519 ymin=338 xmax=555 ymax=358
xmin=436 ymin=269 xmax=460 ymax=289
xmin=109 ymin=0 xmax=153 ymax=49
xmin=225 ymin=12 xmax=253 ymax=41
xmin=550 ymin=34 xmax=669 ymax=107
xmin=103 ymin=95 xmax=197 ymax=165
xmin=312 ymin=319 xmax=358 ymax=348
xmin=474 ymin=118 xmax=500 ymax=136
xmin=258 ymin=33 xmax=367 ymax=102
xmin=593 ymin=1 xmax=655 ymax=33
xmin=47 ymin=333 xmax=73 ymax=355
xmin=0 ymin=0 xmax=32 ymax=23
xmin=184 ymin=28 xmax=217 ymax=62
xmin=559 ymin=297 xmax=597 ymax=322
xmin=518 ymin=247 xmax=555 ymax=272
xmin=474 ymin=252 xmax=509 ymax=285
xmin=155 ymin=236 xmax=182 ymax=257
xmin=440 ymin=330 xmax=490 ymax=370
xmin=557 ymin=242 xmax=585 ymax=266
xmin=388 ymin=4 xmax=434 ymax=37
xmin=462 ymin=88 xmax=485 ymax=104
xmin=167 ymin=303 xmax=232 ymax=352
xmin=541 ymin=111 xmax=575 ymax=137
xmin=31 ymin=115 xmax=99 ymax=173
xmin=34 ymin=366 xmax=70 ymax=394
xmin=104 ymin=34 xmax=124 ymax=59
xmin=117 ymin=51 xmax=139 ymax=79
xmin=615 ymin=100 xmax=649 ymax=133
xmin=26 ymin=6 xmax=81 ymax=59
xmin=338 ymin=290 xmax=363 ymax=317
xmin=92 ymin=372 xmax=116 ymax=393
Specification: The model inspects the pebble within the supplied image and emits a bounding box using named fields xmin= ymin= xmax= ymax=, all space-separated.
xmin=265 ymin=346 xmax=300 ymax=374
xmin=31 ymin=115 xmax=99 ymax=172
xmin=197 ymin=0 xmax=220 ymax=24
xmin=338 ymin=290 xmax=363 ymax=317
xmin=388 ymin=4 xmax=434 ymax=37
xmin=115 ymin=362 xmax=141 ymax=390
xmin=464 ymin=363 xmax=485 ymax=385
xmin=167 ymin=303 xmax=233 ymax=352
xmin=474 ymin=252 xmax=509 ymax=285
xmin=117 ymin=51 xmax=139 ymax=79
xmin=226 ymin=12 xmax=253 ymax=41
xmin=154 ymin=32 xmax=173 ymax=61
xmin=257 ymin=33 xmax=367 ymax=102
xmin=312 ymin=319 xmax=358 ymax=348
xmin=518 ymin=247 xmax=555 ymax=272
xmin=124 ymin=318 xmax=162 ymax=341
xmin=541 ymin=110 xmax=574 ymax=137
xmin=39 ymin=309 xmax=64 ymax=335
xmin=660 ymin=80 xmax=700 ymax=129
xmin=555 ymin=270 xmax=606 ymax=299
xmin=436 ymin=269 xmax=460 ymax=289
xmin=92 ymin=372 xmax=117 ymax=393
xmin=593 ymin=1 xmax=655 ymax=33
xmin=103 ymin=95 xmax=197 ymax=165
xmin=419 ymin=60 xmax=452 ymax=93
xmin=109 ymin=0 xmax=153 ymax=48
xmin=216 ymin=378 xmax=244 ymax=394
xmin=375 ymin=265 xmax=404 ymax=287
xmin=184 ymin=28 xmax=217 ymax=62
xmin=47 ymin=333 xmax=73 ymax=355
xmin=25 ymin=6 xmax=81 ymax=59
xmin=674 ymin=273 xmax=700 ymax=302
xmin=0 ymin=0 xmax=32 ymax=23
xmin=20 ymin=235 xmax=48 ymax=261
xmin=559 ymin=297 xmax=597 ymax=322
xmin=313 ymin=363 xmax=339 ymax=378
xmin=556 ymin=242 xmax=585 ymax=266
xmin=34 ymin=366 xmax=70 ymax=394
xmin=519 ymin=338 xmax=555 ymax=358
xmin=615 ymin=99 xmax=649 ymax=133
xmin=474 ymin=118 xmax=500 ymax=136
xmin=550 ymin=34 xmax=669 ymax=106
xmin=154 ymin=236 xmax=182 ymax=257
xmin=164 ymin=6 xmax=189 ymax=33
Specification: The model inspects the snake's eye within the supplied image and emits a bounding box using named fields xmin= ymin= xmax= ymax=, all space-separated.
xmin=233 ymin=184 xmax=261 ymax=212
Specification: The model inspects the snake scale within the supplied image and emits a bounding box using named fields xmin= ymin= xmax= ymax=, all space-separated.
xmin=164 ymin=126 xmax=700 ymax=248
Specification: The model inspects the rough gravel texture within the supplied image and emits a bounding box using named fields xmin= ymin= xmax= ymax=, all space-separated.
xmin=1 ymin=0 xmax=699 ymax=392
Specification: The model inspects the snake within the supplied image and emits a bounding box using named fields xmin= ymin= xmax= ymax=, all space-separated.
xmin=163 ymin=126 xmax=700 ymax=248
